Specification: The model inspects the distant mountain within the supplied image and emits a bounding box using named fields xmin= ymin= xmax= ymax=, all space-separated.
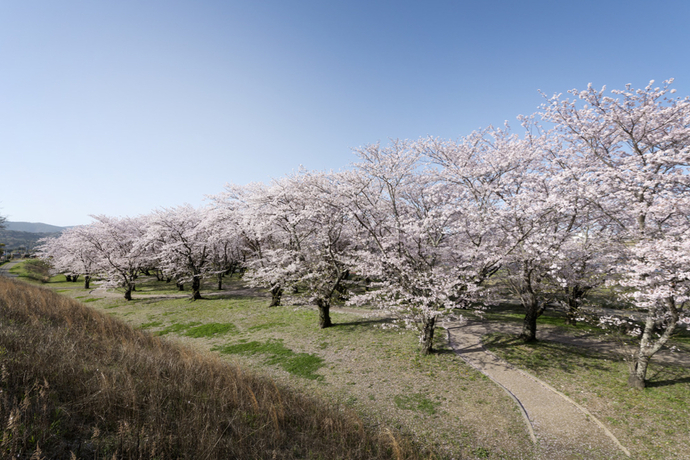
xmin=4 ymin=221 xmax=70 ymax=233
xmin=0 ymin=229 xmax=58 ymax=251
xmin=0 ymin=222 xmax=67 ymax=252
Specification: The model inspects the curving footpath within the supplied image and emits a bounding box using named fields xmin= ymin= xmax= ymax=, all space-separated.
xmin=444 ymin=320 xmax=631 ymax=459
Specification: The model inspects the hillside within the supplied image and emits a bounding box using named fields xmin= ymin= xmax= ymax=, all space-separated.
xmin=4 ymin=221 xmax=70 ymax=233
xmin=0 ymin=229 xmax=57 ymax=251
xmin=0 ymin=276 xmax=421 ymax=459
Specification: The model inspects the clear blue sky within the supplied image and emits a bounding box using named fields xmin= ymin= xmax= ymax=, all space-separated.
xmin=2 ymin=0 xmax=689 ymax=226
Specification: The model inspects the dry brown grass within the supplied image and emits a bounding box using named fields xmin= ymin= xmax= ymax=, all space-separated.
xmin=0 ymin=277 xmax=428 ymax=459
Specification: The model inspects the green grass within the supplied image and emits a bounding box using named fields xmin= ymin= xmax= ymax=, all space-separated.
xmin=248 ymin=321 xmax=288 ymax=331
xmin=184 ymin=322 xmax=238 ymax=338
xmin=30 ymin=274 xmax=574 ymax=458
xmin=393 ymin=393 xmax=441 ymax=415
xmin=156 ymin=321 xmax=201 ymax=335
xmin=214 ymin=339 xmax=325 ymax=380
xmin=8 ymin=261 xmax=31 ymax=278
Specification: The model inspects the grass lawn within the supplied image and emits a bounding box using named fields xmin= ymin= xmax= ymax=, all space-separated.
xmin=14 ymin=259 xmax=690 ymax=459
xmin=26 ymin=270 xmax=531 ymax=459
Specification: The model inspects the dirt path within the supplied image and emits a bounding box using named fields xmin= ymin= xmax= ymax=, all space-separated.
xmin=444 ymin=319 xmax=631 ymax=459
xmin=0 ymin=260 xmax=20 ymax=278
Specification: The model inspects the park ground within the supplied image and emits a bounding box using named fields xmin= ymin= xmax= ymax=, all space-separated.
xmin=6 ymin=261 xmax=690 ymax=459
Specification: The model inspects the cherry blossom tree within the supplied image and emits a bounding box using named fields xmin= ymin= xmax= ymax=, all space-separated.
xmin=345 ymin=140 xmax=478 ymax=354
xmin=214 ymin=172 xmax=355 ymax=328
xmin=547 ymin=217 xmax=620 ymax=325
xmin=284 ymin=170 xmax=355 ymax=328
xmin=213 ymin=182 xmax=296 ymax=307
xmin=81 ymin=215 xmax=148 ymax=300
xmin=37 ymin=227 xmax=99 ymax=289
xmin=141 ymin=205 xmax=216 ymax=300
xmin=541 ymin=79 xmax=690 ymax=387
xmin=419 ymin=125 xmax=572 ymax=342
xmin=204 ymin=206 xmax=244 ymax=290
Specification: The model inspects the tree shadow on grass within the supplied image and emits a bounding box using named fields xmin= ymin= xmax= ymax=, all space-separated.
xmin=332 ymin=317 xmax=394 ymax=329
xmin=200 ymin=292 xmax=267 ymax=301
xmin=646 ymin=376 xmax=690 ymax=388
xmin=482 ymin=332 xmax=613 ymax=374
xmin=646 ymin=365 xmax=690 ymax=388
xmin=434 ymin=348 xmax=460 ymax=356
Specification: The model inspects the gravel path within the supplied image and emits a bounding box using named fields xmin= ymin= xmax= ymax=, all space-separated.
xmin=444 ymin=319 xmax=631 ymax=459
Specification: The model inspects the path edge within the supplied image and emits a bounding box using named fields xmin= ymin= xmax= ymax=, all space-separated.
xmin=444 ymin=327 xmax=538 ymax=444
xmin=475 ymin=331 xmax=632 ymax=457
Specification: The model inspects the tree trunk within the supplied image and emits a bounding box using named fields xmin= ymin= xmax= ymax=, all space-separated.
xmin=316 ymin=298 xmax=332 ymax=328
xmin=628 ymin=355 xmax=650 ymax=389
xmin=521 ymin=310 xmax=538 ymax=342
xmin=564 ymin=284 xmax=587 ymax=326
xmin=191 ymin=276 xmax=202 ymax=300
xmin=421 ymin=316 xmax=436 ymax=355
xmin=628 ymin=299 xmax=679 ymax=389
xmin=516 ymin=265 xmax=546 ymax=342
xmin=177 ymin=282 xmax=184 ymax=291
xmin=217 ymin=273 xmax=223 ymax=290
xmin=519 ymin=292 xmax=544 ymax=343
xmin=65 ymin=275 xmax=72 ymax=282
xmin=124 ymin=287 xmax=132 ymax=301
xmin=84 ymin=275 xmax=90 ymax=290
xmin=564 ymin=297 xmax=579 ymax=326
xmin=269 ymin=285 xmax=283 ymax=307
xmin=72 ymin=274 xmax=79 ymax=282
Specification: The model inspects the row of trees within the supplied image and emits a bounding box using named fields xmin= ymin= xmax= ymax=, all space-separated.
xmin=39 ymin=80 xmax=690 ymax=388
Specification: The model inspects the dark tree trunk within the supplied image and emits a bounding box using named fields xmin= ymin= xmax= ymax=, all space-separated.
xmin=421 ymin=316 xmax=436 ymax=355
xmin=316 ymin=298 xmax=332 ymax=328
xmin=515 ymin=265 xmax=546 ymax=343
xmin=84 ymin=275 xmax=90 ymax=290
xmin=269 ymin=285 xmax=283 ymax=307
xmin=124 ymin=287 xmax=132 ymax=301
xmin=519 ymin=291 xmax=545 ymax=343
xmin=564 ymin=284 xmax=587 ymax=326
xmin=177 ymin=281 xmax=184 ymax=291
xmin=65 ymin=275 xmax=72 ymax=282
xmin=72 ymin=274 xmax=79 ymax=282
xmin=521 ymin=308 xmax=539 ymax=343
xmin=191 ymin=276 xmax=202 ymax=300
xmin=217 ymin=273 xmax=223 ymax=290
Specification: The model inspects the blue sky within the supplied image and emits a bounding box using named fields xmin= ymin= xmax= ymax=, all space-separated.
xmin=2 ymin=0 xmax=689 ymax=226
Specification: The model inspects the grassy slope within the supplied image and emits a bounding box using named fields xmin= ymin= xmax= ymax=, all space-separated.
xmin=0 ymin=276 xmax=430 ymax=460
